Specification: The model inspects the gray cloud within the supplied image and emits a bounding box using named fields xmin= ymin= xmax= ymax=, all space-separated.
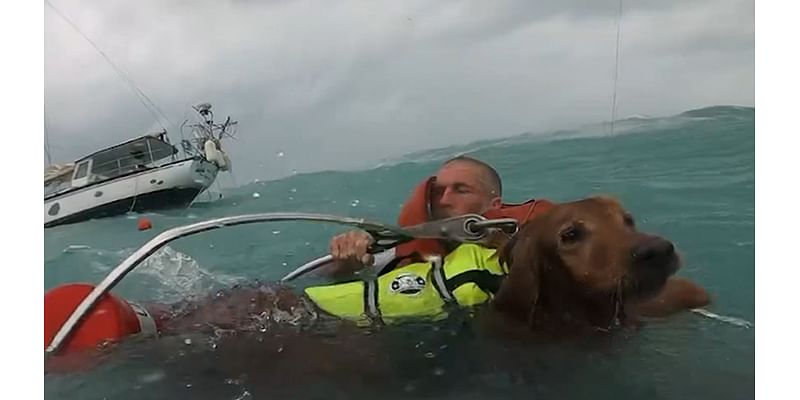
xmin=44 ymin=0 xmax=754 ymax=183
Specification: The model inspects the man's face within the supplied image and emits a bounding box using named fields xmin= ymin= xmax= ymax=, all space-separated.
xmin=429 ymin=162 xmax=501 ymax=219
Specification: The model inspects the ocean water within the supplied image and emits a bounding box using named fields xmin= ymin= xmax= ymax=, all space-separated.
xmin=44 ymin=105 xmax=754 ymax=399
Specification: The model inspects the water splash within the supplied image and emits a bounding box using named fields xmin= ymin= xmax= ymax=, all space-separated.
xmin=135 ymin=246 xmax=242 ymax=302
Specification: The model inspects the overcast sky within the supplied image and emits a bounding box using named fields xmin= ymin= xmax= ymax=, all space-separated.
xmin=44 ymin=0 xmax=753 ymax=182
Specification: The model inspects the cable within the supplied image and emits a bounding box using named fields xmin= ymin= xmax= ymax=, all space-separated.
xmin=609 ymin=0 xmax=623 ymax=136
xmin=45 ymin=0 xmax=177 ymax=133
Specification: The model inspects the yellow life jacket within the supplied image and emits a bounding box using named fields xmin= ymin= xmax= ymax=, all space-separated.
xmin=304 ymin=243 xmax=508 ymax=326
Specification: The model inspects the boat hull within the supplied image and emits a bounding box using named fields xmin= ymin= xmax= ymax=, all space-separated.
xmin=44 ymin=158 xmax=218 ymax=228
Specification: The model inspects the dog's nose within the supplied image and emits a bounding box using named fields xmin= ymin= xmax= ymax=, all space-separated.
xmin=631 ymin=236 xmax=675 ymax=262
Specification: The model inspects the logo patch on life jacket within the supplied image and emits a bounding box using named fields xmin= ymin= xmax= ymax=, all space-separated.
xmin=389 ymin=273 xmax=426 ymax=295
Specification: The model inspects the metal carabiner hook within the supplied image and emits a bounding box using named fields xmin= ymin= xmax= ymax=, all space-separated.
xmin=281 ymin=214 xmax=518 ymax=282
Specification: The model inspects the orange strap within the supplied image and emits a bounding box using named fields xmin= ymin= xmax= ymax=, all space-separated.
xmin=393 ymin=177 xmax=555 ymax=260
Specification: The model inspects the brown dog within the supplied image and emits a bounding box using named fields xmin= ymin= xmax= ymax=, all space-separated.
xmin=486 ymin=195 xmax=710 ymax=334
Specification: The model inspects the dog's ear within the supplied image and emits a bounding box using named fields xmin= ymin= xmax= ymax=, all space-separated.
xmin=493 ymin=224 xmax=544 ymax=322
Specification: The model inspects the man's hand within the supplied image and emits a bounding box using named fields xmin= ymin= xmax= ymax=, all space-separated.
xmin=330 ymin=230 xmax=375 ymax=266
xmin=319 ymin=230 xmax=375 ymax=277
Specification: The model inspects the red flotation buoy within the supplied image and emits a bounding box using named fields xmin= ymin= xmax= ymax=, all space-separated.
xmin=137 ymin=217 xmax=153 ymax=231
xmin=44 ymin=283 xmax=159 ymax=354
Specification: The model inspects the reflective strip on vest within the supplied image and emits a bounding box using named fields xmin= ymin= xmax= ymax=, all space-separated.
xmin=430 ymin=255 xmax=454 ymax=303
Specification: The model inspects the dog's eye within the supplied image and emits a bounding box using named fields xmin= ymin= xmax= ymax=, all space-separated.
xmin=559 ymin=225 xmax=583 ymax=245
xmin=623 ymin=214 xmax=635 ymax=228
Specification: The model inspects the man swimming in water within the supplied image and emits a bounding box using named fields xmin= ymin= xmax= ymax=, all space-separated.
xmin=323 ymin=155 xmax=504 ymax=277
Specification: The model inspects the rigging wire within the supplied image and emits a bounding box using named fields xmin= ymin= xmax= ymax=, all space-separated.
xmin=609 ymin=0 xmax=623 ymax=136
xmin=44 ymin=0 xmax=177 ymax=133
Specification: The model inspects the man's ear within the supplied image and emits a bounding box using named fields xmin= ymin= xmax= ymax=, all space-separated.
xmin=489 ymin=196 xmax=502 ymax=210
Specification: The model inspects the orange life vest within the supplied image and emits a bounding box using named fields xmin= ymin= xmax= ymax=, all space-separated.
xmin=394 ymin=177 xmax=555 ymax=259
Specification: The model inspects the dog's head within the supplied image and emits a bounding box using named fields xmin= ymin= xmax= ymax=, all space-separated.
xmin=492 ymin=196 xmax=680 ymax=329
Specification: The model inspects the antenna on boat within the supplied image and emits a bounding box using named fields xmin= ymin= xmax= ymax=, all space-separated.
xmin=193 ymin=102 xmax=213 ymax=123
xmin=177 ymin=102 xmax=237 ymax=173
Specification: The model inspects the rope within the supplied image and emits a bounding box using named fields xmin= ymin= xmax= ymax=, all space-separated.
xmin=129 ymin=174 xmax=140 ymax=213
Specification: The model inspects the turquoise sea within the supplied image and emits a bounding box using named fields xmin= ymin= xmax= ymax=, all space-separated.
xmin=44 ymin=105 xmax=754 ymax=399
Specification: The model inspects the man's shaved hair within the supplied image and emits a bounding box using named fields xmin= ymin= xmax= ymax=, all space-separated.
xmin=442 ymin=155 xmax=503 ymax=197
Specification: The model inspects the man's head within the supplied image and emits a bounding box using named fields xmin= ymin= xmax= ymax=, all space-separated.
xmin=430 ymin=156 xmax=503 ymax=219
